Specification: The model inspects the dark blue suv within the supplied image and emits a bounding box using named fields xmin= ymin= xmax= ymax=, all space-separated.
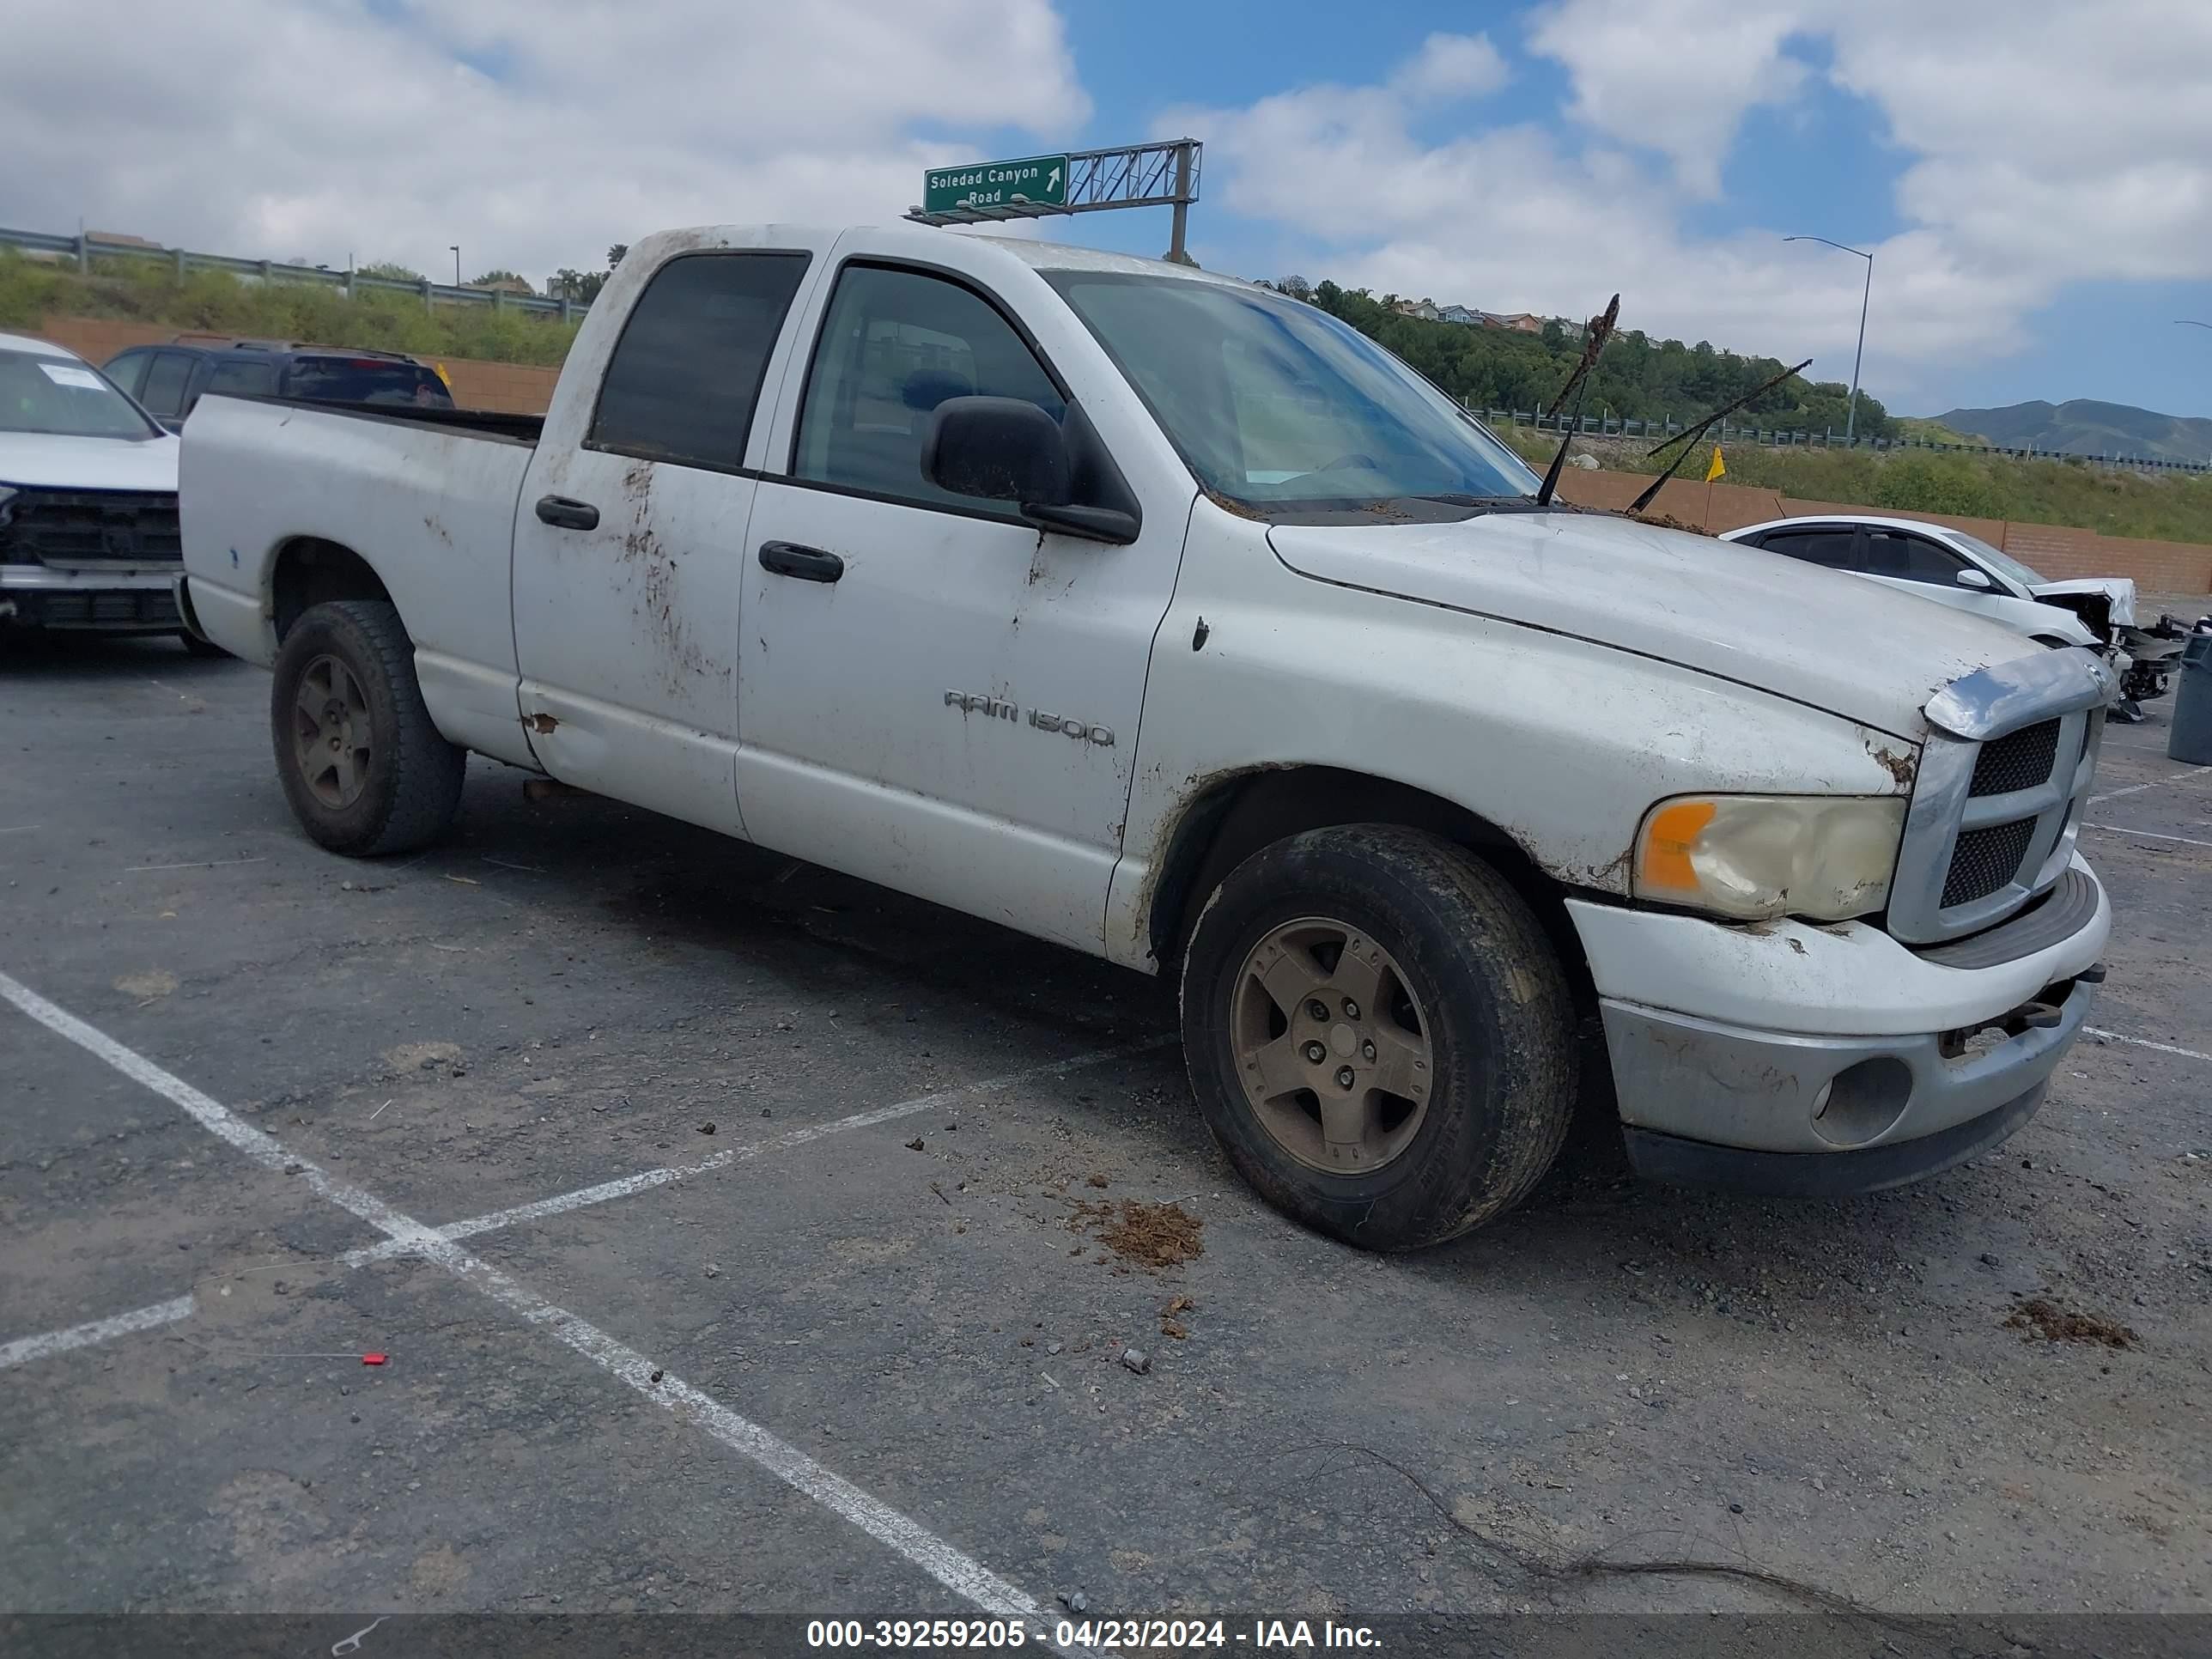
xmin=101 ymin=338 xmax=453 ymax=431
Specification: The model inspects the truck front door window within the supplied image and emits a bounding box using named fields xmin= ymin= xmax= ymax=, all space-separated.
xmin=588 ymin=251 xmax=811 ymax=471
xmin=792 ymin=264 xmax=1064 ymax=519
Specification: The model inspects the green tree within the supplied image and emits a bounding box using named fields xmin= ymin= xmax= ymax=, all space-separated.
xmin=356 ymin=261 xmax=422 ymax=283
xmin=469 ymin=269 xmax=533 ymax=293
xmin=606 ymin=243 xmax=629 ymax=269
xmin=549 ymin=268 xmax=608 ymax=304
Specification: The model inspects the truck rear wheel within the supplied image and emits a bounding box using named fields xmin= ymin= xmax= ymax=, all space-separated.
xmin=1180 ymin=825 xmax=1576 ymax=1250
xmin=270 ymin=599 xmax=465 ymax=857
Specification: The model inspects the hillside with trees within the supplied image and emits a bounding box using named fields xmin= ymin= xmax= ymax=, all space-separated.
xmin=1278 ymin=276 xmax=1893 ymax=440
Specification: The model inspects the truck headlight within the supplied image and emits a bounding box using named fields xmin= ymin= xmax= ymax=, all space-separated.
xmin=1632 ymin=795 xmax=1906 ymax=922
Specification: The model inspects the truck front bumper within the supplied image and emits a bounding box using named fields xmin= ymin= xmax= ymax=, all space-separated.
xmin=1565 ymin=855 xmax=2112 ymax=1196
xmin=0 ymin=564 xmax=181 ymax=633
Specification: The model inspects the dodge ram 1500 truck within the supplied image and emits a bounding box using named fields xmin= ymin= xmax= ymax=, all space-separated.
xmin=177 ymin=223 xmax=2117 ymax=1249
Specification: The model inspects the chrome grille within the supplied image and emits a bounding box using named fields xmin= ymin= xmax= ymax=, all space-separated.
xmin=1969 ymin=720 xmax=2060 ymax=797
xmin=1888 ymin=652 xmax=2115 ymax=945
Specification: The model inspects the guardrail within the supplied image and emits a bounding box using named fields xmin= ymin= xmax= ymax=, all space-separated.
xmin=0 ymin=226 xmax=594 ymax=322
xmin=1469 ymin=404 xmax=2212 ymax=475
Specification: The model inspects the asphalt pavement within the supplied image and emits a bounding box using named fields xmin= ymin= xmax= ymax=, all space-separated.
xmin=2 ymin=635 xmax=2206 ymax=1648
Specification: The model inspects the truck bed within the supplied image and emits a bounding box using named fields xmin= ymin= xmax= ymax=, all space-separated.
xmin=232 ymin=393 xmax=545 ymax=445
xmin=179 ymin=392 xmax=538 ymax=710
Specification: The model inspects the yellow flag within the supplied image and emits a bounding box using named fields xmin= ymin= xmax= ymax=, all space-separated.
xmin=1705 ymin=445 xmax=1726 ymax=483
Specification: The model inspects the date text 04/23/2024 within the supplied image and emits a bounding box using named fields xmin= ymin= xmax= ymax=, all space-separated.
xmin=804 ymin=1618 xmax=1381 ymax=1650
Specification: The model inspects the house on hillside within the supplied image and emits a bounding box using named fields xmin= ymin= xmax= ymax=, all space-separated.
xmin=1437 ymin=303 xmax=1481 ymax=325
xmin=1483 ymin=311 xmax=1546 ymax=333
xmin=1391 ymin=297 xmax=1440 ymax=320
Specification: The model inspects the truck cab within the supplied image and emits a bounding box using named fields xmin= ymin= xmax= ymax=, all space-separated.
xmin=177 ymin=223 xmax=2115 ymax=1250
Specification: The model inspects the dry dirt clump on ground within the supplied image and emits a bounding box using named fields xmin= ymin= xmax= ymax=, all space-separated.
xmin=1069 ymin=1197 xmax=1204 ymax=1270
xmin=2003 ymin=1296 xmax=2138 ymax=1349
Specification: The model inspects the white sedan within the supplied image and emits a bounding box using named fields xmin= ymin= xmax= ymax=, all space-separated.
xmin=1723 ymin=513 xmax=2179 ymax=712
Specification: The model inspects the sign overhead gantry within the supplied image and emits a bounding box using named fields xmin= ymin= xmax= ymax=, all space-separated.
xmin=907 ymin=139 xmax=1203 ymax=264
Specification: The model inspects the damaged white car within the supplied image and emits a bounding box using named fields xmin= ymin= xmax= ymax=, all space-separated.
xmin=1724 ymin=514 xmax=2187 ymax=718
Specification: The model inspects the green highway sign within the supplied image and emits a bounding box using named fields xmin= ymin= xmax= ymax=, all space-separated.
xmin=922 ymin=155 xmax=1070 ymax=216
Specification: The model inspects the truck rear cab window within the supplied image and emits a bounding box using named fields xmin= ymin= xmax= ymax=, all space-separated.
xmin=793 ymin=264 xmax=1064 ymax=517
xmin=588 ymin=252 xmax=811 ymax=471
xmin=1759 ymin=527 xmax=1859 ymax=570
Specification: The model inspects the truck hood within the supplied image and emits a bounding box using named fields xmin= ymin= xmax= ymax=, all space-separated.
xmin=0 ymin=430 xmax=179 ymax=494
xmin=1267 ymin=510 xmax=2038 ymax=740
xmin=2029 ymin=575 xmax=2136 ymax=629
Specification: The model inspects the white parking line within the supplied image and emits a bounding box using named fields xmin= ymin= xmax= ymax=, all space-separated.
xmin=0 ymin=1293 xmax=195 ymax=1372
xmin=123 ymin=855 xmax=266 ymax=873
xmin=2084 ymin=823 xmax=2212 ymax=849
xmin=341 ymin=1038 xmax=1174 ymax=1268
xmin=2089 ymin=768 xmax=2212 ymax=805
xmin=2085 ymin=1027 xmax=2212 ymax=1062
xmin=0 ymin=967 xmax=1070 ymax=1639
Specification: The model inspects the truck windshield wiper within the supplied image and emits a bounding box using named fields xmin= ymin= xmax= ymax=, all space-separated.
xmin=1412 ymin=492 xmax=1574 ymax=514
xmin=1532 ymin=294 xmax=1620 ymax=509
xmin=1627 ymin=356 xmax=1812 ymax=515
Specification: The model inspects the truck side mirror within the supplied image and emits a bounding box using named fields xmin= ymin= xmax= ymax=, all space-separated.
xmin=1955 ymin=568 xmax=1994 ymax=591
xmin=922 ymin=397 xmax=1073 ymax=508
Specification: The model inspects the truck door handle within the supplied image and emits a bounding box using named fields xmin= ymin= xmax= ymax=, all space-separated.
xmin=758 ymin=541 xmax=844 ymax=583
xmin=535 ymin=495 xmax=599 ymax=531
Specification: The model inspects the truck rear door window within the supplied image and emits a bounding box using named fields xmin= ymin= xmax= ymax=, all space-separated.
xmin=588 ymin=252 xmax=811 ymax=471
xmin=792 ymin=264 xmax=1064 ymax=518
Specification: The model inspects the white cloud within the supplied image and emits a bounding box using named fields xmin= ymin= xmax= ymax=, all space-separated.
xmin=0 ymin=0 xmax=1088 ymax=283
xmin=1528 ymin=0 xmax=1808 ymax=198
xmin=1393 ymin=33 xmax=1511 ymax=100
xmin=1173 ymin=1 xmax=2212 ymax=405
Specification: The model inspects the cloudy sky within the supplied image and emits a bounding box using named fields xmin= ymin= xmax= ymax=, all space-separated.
xmin=9 ymin=0 xmax=2212 ymax=416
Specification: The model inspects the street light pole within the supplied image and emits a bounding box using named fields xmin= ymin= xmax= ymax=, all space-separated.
xmin=2178 ymin=319 xmax=2212 ymax=331
xmin=1785 ymin=234 xmax=1874 ymax=442
xmin=450 ymin=246 xmax=461 ymax=286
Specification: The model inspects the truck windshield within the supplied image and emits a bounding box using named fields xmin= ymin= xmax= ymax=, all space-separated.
xmin=284 ymin=358 xmax=454 ymax=409
xmin=1043 ymin=270 xmax=1540 ymax=515
xmin=0 ymin=350 xmax=164 ymax=440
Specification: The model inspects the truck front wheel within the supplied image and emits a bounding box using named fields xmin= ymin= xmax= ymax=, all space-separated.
xmin=1181 ymin=825 xmax=1577 ymax=1250
xmin=270 ymin=599 xmax=465 ymax=857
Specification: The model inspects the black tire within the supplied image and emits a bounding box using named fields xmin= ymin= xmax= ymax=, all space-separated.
xmin=270 ymin=599 xmax=465 ymax=856
xmin=179 ymin=631 xmax=229 ymax=659
xmin=1180 ymin=825 xmax=1577 ymax=1250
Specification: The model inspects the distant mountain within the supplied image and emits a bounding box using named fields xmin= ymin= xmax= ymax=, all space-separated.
xmin=1937 ymin=398 xmax=2212 ymax=464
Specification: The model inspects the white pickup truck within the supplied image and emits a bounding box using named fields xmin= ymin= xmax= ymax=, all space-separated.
xmin=178 ymin=223 xmax=2117 ymax=1249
